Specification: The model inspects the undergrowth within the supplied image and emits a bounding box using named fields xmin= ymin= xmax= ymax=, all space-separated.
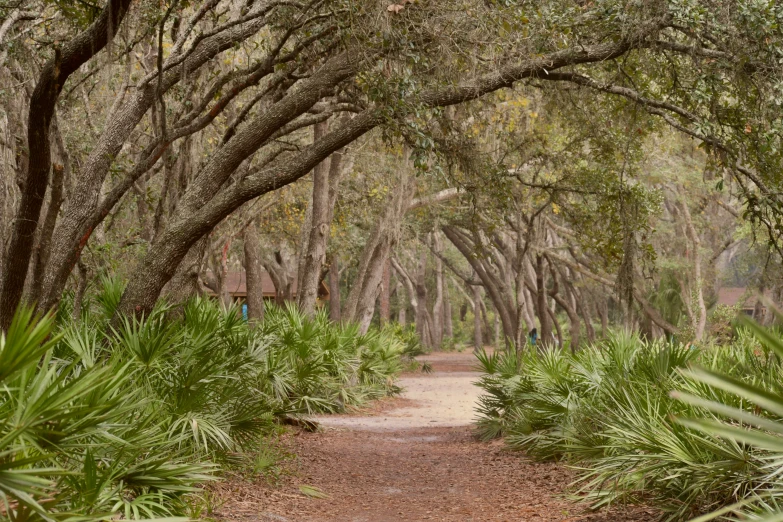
xmin=0 ymin=289 xmax=404 ymax=520
xmin=475 ymin=325 xmax=783 ymax=521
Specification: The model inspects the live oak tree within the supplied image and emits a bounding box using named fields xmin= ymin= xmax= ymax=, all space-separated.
xmin=1 ymin=0 xmax=781 ymax=345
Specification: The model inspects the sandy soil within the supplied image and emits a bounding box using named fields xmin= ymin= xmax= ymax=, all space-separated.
xmin=215 ymin=351 xmax=658 ymax=522
xmin=312 ymin=371 xmax=481 ymax=430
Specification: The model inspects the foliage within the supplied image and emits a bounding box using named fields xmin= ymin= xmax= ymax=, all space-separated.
xmin=475 ymin=327 xmax=783 ymax=521
xmin=0 ymin=294 xmax=403 ymax=520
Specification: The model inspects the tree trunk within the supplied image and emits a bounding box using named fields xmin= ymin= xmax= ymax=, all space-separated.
xmin=535 ymin=254 xmax=552 ymax=345
xmin=379 ymin=258 xmax=391 ymax=326
xmin=494 ymin=314 xmax=501 ymax=349
xmin=473 ymin=284 xmax=482 ymax=352
xmin=548 ymin=259 xmax=581 ymax=351
xmin=443 ymin=280 xmax=453 ymax=340
xmin=162 ymin=237 xmax=208 ymax=306
xmin=72 ymin=261 xmax=88 ymax=324
xmin=343 ymin=160 xmax=413 ymax=328
xmin=298 ymin=120 xmax=331 ymax=316
xmin=391 ymin=257 xmax=418 ymax=326
xmin=679 ymin=192 xmax=707 ymax=342
xmin=396 ymin=277 xmax=407 ymax=326
xmin=219 ymin=240 xmax=232 ymax=307
xmin=29 ymin=129 xmax=67 ymax=304
xmin=431 ymin=235 xmax=444 ymax=348
xmin=480 ymin=298 xmax=492 ymax=344
xmin=442 ymin=225 xmax=517 ymax=343
xmin=328 ymin=254 xmax=341 ymax=322
xmin=415 ymin=249 xmax=433 ymax=348
xmin=600 ymin=299 xmax=609 ymax=337
xmin=263 ymin=247 xmax=296 ymax=304
xmin=0 ymin=0 xmax=133 ymax=329
xmin=548 ymin=306 xmax=564 ymax=348
xmin=243 ymin=223 xmax=265 ymax=323
xmin=572 ymin=285 xmax=596 ymax=343
xmin=38 ymin=16 xmax=271 ymax=315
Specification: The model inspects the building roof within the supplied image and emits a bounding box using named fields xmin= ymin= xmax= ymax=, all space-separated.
xmin=222 ymin=270 xmax=278 ymax=298
xmin=212 ymin=270 xmax=329 ymax=299
xmin=716 ymin=287 xmax=768 ymax=309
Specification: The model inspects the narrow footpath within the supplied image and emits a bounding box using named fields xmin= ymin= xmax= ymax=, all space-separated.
xmin=216 ymin=352 xmax=656 ymax=522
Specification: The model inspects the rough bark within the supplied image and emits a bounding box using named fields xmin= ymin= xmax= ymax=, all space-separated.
xmin=473 ymin=284 xmax=482 ymax=352
xmin=298 ymin=120 xmax=330 ymax=316
xmin=535 ymin=254 xmax=552 ymax=346
xmin=379 ymin=258 xmax=391 ymax=326
xmin=443 ymin=279 xmax=453 ymax=340
xmin=679 ymin=192 xmax=707 ymax=341
xmin=328 ymin=254 xmax=341 ymax=322
xmin=396 ymin=278 xmax=406 ymax=326
xmin=162 ymin=237 xmax=208 ymax=305
xmin=28 ymin=162 xmax=65 ymax=304
xmin=262 ymin=247 xmax=296 ymax=304
xmin=72 ymin=261 xmax=88 ymax=324
xmin=391 ymin=256 xmax=418 ymax=325
xmin=243 ymin=222 xmax=265 ymax=323
xmin=0 ymin=0 xmax=133 ymax=329
xmin=431 ymin=234 xmax=444 ymax=348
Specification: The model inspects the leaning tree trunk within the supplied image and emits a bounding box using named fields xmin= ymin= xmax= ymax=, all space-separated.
xmin=343 ymin=165 xmax=414 ymax=330
xmin=37 ymin=17 xmax=271 ymax=316
xmin=548 ymin=259 xmax=581 ymax=352
xmin=441 ymin=225 xmax=517 ymax=343
xmin=0 ymin=0 xmax=133 ymax=329
xmin=243 ymin=222 xmax=265 ymax=323
xmin=162 ymin=237 xmax=208 ymax=306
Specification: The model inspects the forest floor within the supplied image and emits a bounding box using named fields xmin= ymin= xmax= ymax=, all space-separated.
xmin=214 ymin=351 xmax=657 ymax=522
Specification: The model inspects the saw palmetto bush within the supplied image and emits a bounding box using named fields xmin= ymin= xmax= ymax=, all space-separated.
xmin=475 ymin=327 xmax=783 ymax=521
xmin=1 ymin=291 xmax=403 ymax=520
xmin=1 ymin=307 xmax=211 ymax=521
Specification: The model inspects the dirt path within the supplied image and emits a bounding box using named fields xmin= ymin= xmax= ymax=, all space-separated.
xmin=216 ymin=352 xmax=656 ymax=522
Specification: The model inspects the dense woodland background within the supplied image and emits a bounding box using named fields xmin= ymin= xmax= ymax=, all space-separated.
xmin=3 ymin=0 xmax=783 ymax=519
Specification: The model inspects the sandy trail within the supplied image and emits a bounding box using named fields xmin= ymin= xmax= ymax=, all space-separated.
xmin=216 ymin=351 xmax=656 ymax=522
xmin=313 ymin=370 xmax=481 ymax=430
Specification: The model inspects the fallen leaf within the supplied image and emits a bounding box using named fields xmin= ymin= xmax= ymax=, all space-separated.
xmin=299 ymin=484 xmax=329 ymax=499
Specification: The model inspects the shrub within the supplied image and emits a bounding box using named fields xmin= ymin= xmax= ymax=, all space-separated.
xmin=0 ymin=297 xmax=403 ymax=520
xmin=475 ymin=329 xmax=783 ymax=521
